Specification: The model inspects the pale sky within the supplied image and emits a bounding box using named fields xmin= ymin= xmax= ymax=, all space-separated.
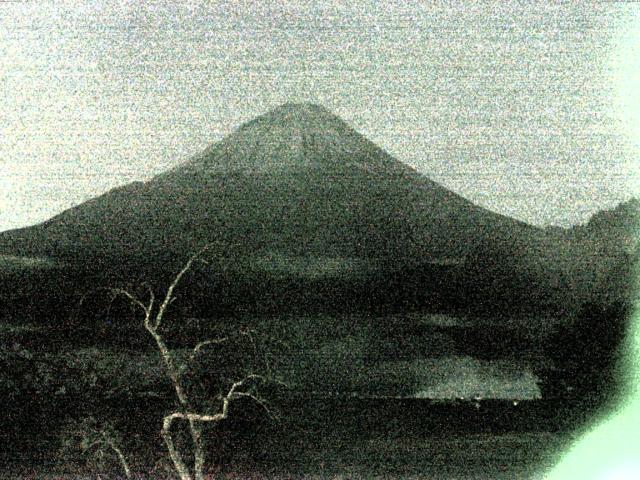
xmin=1 ymin=1 xmax=639 ymax=232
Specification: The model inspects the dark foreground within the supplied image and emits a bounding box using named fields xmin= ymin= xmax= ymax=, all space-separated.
xmin=5 ymin=432 xmax=572 ymax=480
xmin=3 ymin=396 xmax=584 ymax=479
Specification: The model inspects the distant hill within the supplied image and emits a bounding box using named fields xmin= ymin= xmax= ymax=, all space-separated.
xmin=0 ymin=103 xmax=630 ymax=317
xmin=571 ymin=198 xmax=639 ymax=251
xmin=569 ymin=198 xmax=639 ymax=305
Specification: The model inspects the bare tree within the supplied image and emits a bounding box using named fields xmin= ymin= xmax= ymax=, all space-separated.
xmin=62 ymin=417 xmax=132 ymax=479
xmin=94 ymin=245 xmax=280 ymax=480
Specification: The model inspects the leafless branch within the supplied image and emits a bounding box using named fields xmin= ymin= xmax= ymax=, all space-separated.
xmin=231 ymin=391 xmax=277 ymax=419
xmin=154 ymin=244 xmax=210 ymax=330
xmin=100 ymin=432 xmax=132 ymax=479
xmin=143 ymin=282 xmax=156 ymax=311
xmin=163 ymin=373 xmax=270 ymax=434
xmin=77 ymin=422 xmax=132 ymax=479
xmin=73 ymin=287 xmax=128 ymax=324
xmin=110 ymin=288 xmax=149 ymax=316
xmin=189 ymin=337 xmax=229 ymax=362
xmin=82 ymin=244 xmax=288 ymax=480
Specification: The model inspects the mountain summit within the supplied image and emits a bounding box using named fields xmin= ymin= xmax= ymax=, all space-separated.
xmin=169 ymin=102 xmax=414 ymax=178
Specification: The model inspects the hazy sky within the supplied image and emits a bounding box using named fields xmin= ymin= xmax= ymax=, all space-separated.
xmin=1 ymin=1 xmax=639 ymax=232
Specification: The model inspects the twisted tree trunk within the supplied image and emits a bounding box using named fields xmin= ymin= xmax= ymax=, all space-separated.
xmin=114 ymin=246 xmax=274 ymax=480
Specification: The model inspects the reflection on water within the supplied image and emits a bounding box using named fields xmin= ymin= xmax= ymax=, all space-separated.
xmin=411 ymin=356 xmax=542 ymax=400
xmin=0 ymin=255 xmax=56 ymax=270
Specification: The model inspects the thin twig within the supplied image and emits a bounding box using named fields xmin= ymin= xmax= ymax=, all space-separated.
xmin=101 ymin=432 xmax=132 ymax=479
xmin=110 ymin=288 xmax=149 ymax=316
xmin=155 ymin=244 xmax=210 ymax=329
xmin=190 ymin=337 xmax=229 ymax=362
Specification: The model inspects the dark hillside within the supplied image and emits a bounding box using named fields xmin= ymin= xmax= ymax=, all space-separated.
xmin=0 ymin=104 xmax=628 ymax=319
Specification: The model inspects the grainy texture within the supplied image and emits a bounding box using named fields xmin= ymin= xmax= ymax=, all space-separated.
xmin=1 ymin=2 xmax=637 ymax=230
xmin=1 ymin=2 xmax=638 ymax=479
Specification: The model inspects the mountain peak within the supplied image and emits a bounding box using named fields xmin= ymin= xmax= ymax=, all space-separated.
xmin=178 ymin=102 xmax=378 ymax=175
xmin=268 ymin=102 xmax=334 ymax=118
xmin=239 ymin=102 xmax=346 ymax=132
